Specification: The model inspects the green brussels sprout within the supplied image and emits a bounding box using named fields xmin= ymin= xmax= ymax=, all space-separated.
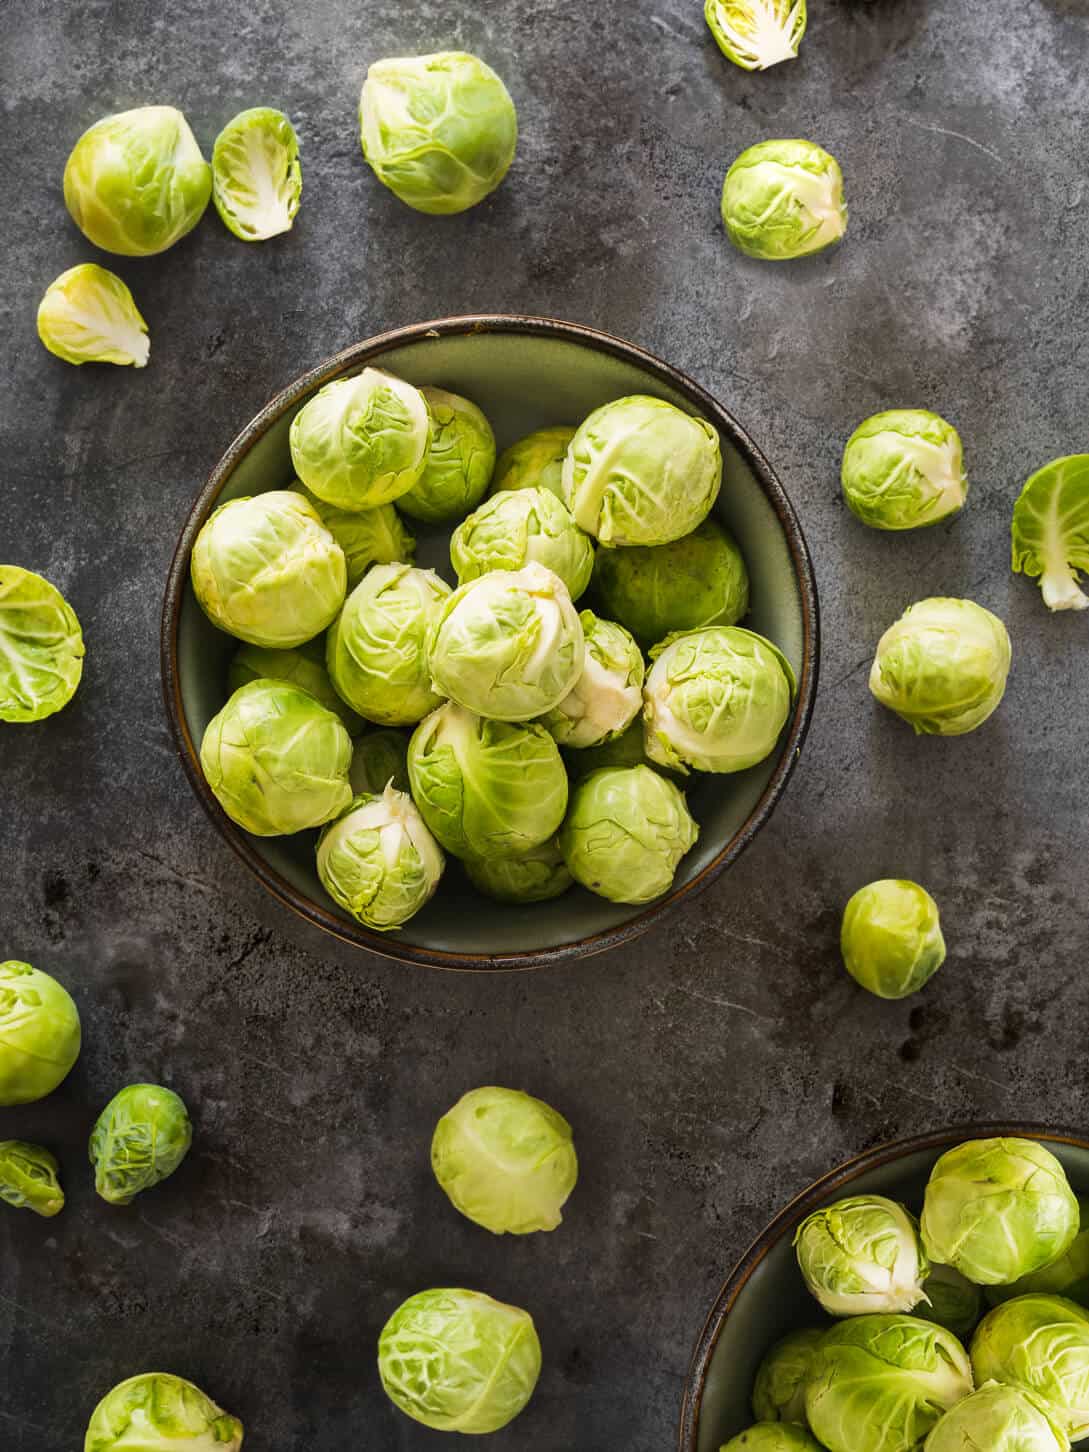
xmin=0 ymin=960 xmax=81 ymax=1105
xmin=0 ymin=566 xmax=85 ymax=722
xmin=378 ymin=1287 xmax=541 ymax=1432
xmin=291 ymin=483 xmax=415 ymax=589
xmin=752 ymin=1328 xmax=824 ymax=1425
xmin=1011 ymin=455 xmax=1089 ymax=612
xmin=427 ymin=563 xmax=584 ymax=721
xmin=971 ymin=1296 xmax=1089 ymax=1439
xmin=84 ymin=1372 xmax=243 ymax=1452
xmin=563 ymin=717 xmax=685 ymax=781
xmin=988 ymin=1200 xmax=1089 ymax=1309
xmin=37 ymin=264 xmax=149 ymax=368
xmin=228 ymin=640 xmax=363 ymax=734
xmin=408 ymin=703 xmax=568 ymax=859
xmin=795 ymin=1195 xmax=929 ymax=1316
xmin=913 ymin=1264 xmax=984 ymax=1341
xmin=563 ymin=396 xmax=722 ymax=546
xmin=644 ymin=627 xmax=795 ymax=775
xmin=317 ymin=786 xmax=444 ymax=930
xmin=0 ymin=1141 xmax=65 ymax=1217
xmin=721 ymin=1426 xmax=824 ymax=1452
xmin=289 ymin=369 xmax=432 ymax=512
xmin=349 ymin=729 xmax=410 ymax=796
xmin=540 ymin=610 xmax=644 ymax=749
xmin=925 ymin=1382 xmax=1070 ymax=1452
xmin=921 ymin=1139 xmax=1079 ymax=1285
xmin=722 ymin=139 xmax=847 ymax=261
xmin=190 ymin=490 xmax=346 ymax=648
xmin=212 ymin=106 xmax=301 ymax=241
xmin=464 ymin=837 xmax=573 ymax=904
xmin=870 ymin=597 xmax=1012 ymax=737
xmin=705 ymin=0 xmax=807 ymax=71
xmin=842 ymin=411 xmax=967 ymax=531
xmin=560 ymin=764 xmax=698 ymax=904
xmin=90 ymin=1084 xmax=192 ymax=1205
xmin=326 ymin=563 xmax=450 ymax=726
xmin=360 ymin=53 xmax=518 ymax=215
xmin=840 ymin=879 xmax=946 ymax=1000
xmin=63 ymin=106 xmax=211 ymax=256
xmin=450 ymin=487 xmax=594 ymax=600
xmin=397 ymin=388 xmax=496 ymax=523
xmin=431 ymin=1085 xmax=578 ymax=1234
xmin=200 ymin=679 xmax=353 ymax=835
xmin=490 ymin=426 xmax=576 ymax=500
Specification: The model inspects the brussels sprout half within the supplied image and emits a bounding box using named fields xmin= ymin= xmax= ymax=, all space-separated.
xmin=840 ymin=880 xmax=946 ymax=1000
xmin=0 ymin=566 xmax=85 ymax=722
xmin=971 ymin=1296 xmax=1089 ymax=1440
xmin=842 ymin=411 xmax=967 ymax=532
xmin=450 ymin=487 xmax=594 ymax=601
xmin=560 ymin=764 xmax=698 ymax=904
xmin=228 ymin=640 xmax=363 ymax=735
xmin=751 ymin=1327 xmax=824 ymax=1426
xmin=464 ymin=837 xmax=573 ymax=904
xmin=212 ymin=106 xmax=301 ymax=241
xmin=490 ymin=426 xmax=576 ymax=500
xmin=37 ymin=264 xmax=149 ymax=368
xmin=0 ymin=960 xmax=81 ymax=1106
xmin=291 ymin=483 xmax=415 ymax=589
xmin=90 ymin=1084 xmax=193 ymax=1205
xmin=795 ymin=1194 xmax=929 ymax=1316
xmin=84 ymin=1372 xmax=243 ymax=1452
xmin=1011 ymin=454 xmax=1089 ymax=612
xmin=0 ymin=1141 xmax=65 ymax=1217
xmin=925 ymin=1382 xmax=1070 ymax=1452
xmin=705 ymin=0 xmax=807 ymax=71
xmin=722 ymin=139 xmax=847 ymax=261
xmin=398 ymin=388 xmax=496 ymax=523
xmin=540 ymin=610 xmax=644 ymax=749
xmin=317 ymin=787 xmax=444 ymax=931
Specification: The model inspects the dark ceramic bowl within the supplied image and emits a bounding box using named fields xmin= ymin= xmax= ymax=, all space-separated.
xmin=161 ymin=315 xmax=819 ymax=970
xmin=679 ymin=1122 xmax=1089 ymax=1452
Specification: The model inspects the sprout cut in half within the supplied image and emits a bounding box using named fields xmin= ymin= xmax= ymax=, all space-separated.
xmin=1011 ymin=455 xmax=1089 ymax=612
xmin=37 ymin=264 xmax=149 ymax=367
xmin=212 ymin=106 xmax=302 ymax=241
xmin=0 ymin=566 xmax=85 ymax=722
xmin=705 ymin=0 xmax=807 ymax=72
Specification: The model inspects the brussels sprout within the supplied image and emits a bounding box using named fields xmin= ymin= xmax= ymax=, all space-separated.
xmin=200 ymin=679 xmax=352 ymax=835
xmin=563 ymin=396 xmax=722 ymax=546
xmin=840 ymin=880 xmax=946 ymax=1000
xmin=921 ymin=1139 xmax=1079 ymax=1285
xmin=752 ymin=1328 xmax=824 ymax=1425
xmin=560 ymin=765 xmax=698 ymax=904
xmin=90 ymin=1084 xmax=192 ymax=1205
xmin=564 ymin=717 xmax=685 ymax=780
xmin=427 ymin=563 xmax=584 ymax=721
xmin=540 ymin=611 xmax=644 ymax=749
xmin=84 ymin=1373 xmax=243 ymax=1452
xmin=317 ymin=786 xmax=444 ymax=930
xmin=491 ymin=426 xmax=576 ymax=500
xmin=450 ymin=488 xmax=594 ymax=600
xmin=795 ymin=1195 xmax=929 ymax=1316
xmin=398 ymin=388 xmax=496 ymax=523
xmin=228 ymin=640 xmax=363 ymax=734
xmin=0 ymin=1141 xmax=64 ymax=1217
xmin=722 ymin=139 xmax=847 ymax=261
xmin=1011 ymin=455 xmax=1089 ymax=612
xmin=870 ymin=597 xmax=1011 ymax=737
xmin=291 ymin=484 xmax=415 ymax=589
xmin=0 ymin=960 xmax=81 ymax=1105
xmin=464 ymin=837 xmax=573 ymax=904
xmin=431 ymin=1085 xmax=578 ymax=1234
xmin=63 ymin=106 xmax=211 ymax=256
xmin=360 ymin=53 xmax=518 ymax=215
xmin=326 ymin=564 xmax=450 ymax=726
xmin=705 ymin=0 xmax=807 ymax=71
xmin=913 ymin=1264 xmax=984 ymax=1340
xmin=842 ymin=411 xmax=967 ymax=531
xmin=971 ymin=1296 xmax=1089 ymax=1439
xmin=925 ymin=1382 xmax=1070 ymax=1452
xmin=0 ymin=566 xmax=85 ymax=722
xmin=212 ymin=106 xmax=301 ymax=241
xmin=37 ymin=264 xmax=149 ymax=368
xmin=806 ymin=1314 xmax=973 ymax=1452
xmin=289 ymin=369 xmax=432 ymax=512
xmin=721 ymin=1426 xmax=824 ymax=1452
xmin=408 ymin=703 xmax=568 ymax=859
xmin=349 ymin=729 xmax=410 ymax=796
xmin=988 ymin=1200 xmax=1089 ymax=1309
xmin=190 ymin=490 xmax=346 ymax=648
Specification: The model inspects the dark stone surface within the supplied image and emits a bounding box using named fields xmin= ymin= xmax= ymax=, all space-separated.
xmin=2 ymin=1 xmax=1088 ymax=1447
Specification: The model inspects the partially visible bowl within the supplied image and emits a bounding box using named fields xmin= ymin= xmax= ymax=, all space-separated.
xmin=161 ymin=314 xmax=818 ymax=970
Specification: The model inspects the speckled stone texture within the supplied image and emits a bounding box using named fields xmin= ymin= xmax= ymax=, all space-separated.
xmin=2 ymin=1 xmax=1088 ymax=1447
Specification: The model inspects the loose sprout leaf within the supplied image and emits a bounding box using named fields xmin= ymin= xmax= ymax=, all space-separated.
xmin=212 ymin=106 xmax=302 ymax=241
xmin=37 ymin=263 xmax=149 ymax=368
xmin=1011 ymin=454 xmax=1089 ymax=612
xmin=705 ymin=0 xmax=807 ymax=71
xmin=0 ymin=567 xmax=85 ymax=723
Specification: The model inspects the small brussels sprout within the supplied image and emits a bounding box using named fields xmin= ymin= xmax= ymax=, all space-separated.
xmin=840 ymin=879 xmax=946 ymax=1000
xmin=925 ymin=1382 xmax=1070 ymax=1452
xmin=0 ymin=566 xmax=85 ymax=722
xmin=289 ymin=369 xmax=432 ymax=512
xmin=795 ymin=1195 xmax=929 ymax=1316
xmin=317 ymin=786 xmax=444 ymax=930
xmin=291 ymin=484 xmax=415 ymax=588
xmin=563 ymin=396 xmax=722 ymax=546
xmin=427 ymin=563 xmax=584 ymax=721
xmin=988 ymin=1199 xmax=1089 ymax=1309
xmin=200 ymin=679 xmax=353 ymax=835
xmin=90 ymin=1084 xmax=192 ymax=1205
xmin=870 ymin=597 xmax=1012 ymax=737
xmin=752 ymin=1328 xmax=824 ymax=1425
xmin=705 ymin=0 xmax=807 ymax=71
xmin=721 ymin=1426 xmax=824 ymax=1452
xmin=326 ymin=564 xmax=450 ymax=726
xmin=560 ymin=765 xmax=698 ymax=904
xmin=1011 ymin=455 xmax=1089 ymax=612
xmin=84 ymin=1372 xmax=243 ymax=1452
xmin=913 ymin=1264 xmax=984 ymax=1341
xmin=408 ymin=703 xmax=568 ymax=859
xmin=397 ymin=388 xmax=496 ymax=523
xmin=228 ymin=640 xmax=362 ymax=734
xmin=0 ymin=960 xmax=81 ymax=1105
xmin=37 ymin=264 xmax=149 ymax=368
xmin=0 ymin=1141 xmax=64 ymax=1217
xmin=921 ymin=1139 xmax=1079 ymax=1285
xmin=212 ymin=106 xmax=301 ymax=241
xmin=540 ymin=610 xmax=644 ymax=749
xmin=431 ymin=1085 xmax=578 ymax=1234
xmin=63 ymin=106 xmax=211 ymax=256
xmin=190 ymin=490 xmax=346 ymax=648
xmin=490 ymin=426 xmax=576 ymax=500
xmin=349 ymin=729 xmax=410 ymax=796
xmin=450 ymin=487 xmax=594 ymax=600
xmin=722 ymin=139 xmax=847 ymax=261
xmin=971 ymin=1296 xmax=1089 ymax=1439
xmin=360 ymin=53 xmax=518 ymax=215
xmin=842 ymin=411 xmax=967 ymax=531
xmin=464 ymin=837 xmax=573 ymax=904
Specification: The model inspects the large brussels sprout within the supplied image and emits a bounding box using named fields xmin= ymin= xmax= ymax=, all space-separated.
xmin=795 ymin=1195 xmax=929 ymax=1316
xmin=560 ymin=765 xmax=698 ymax=904
xmin=408 ymin=703 xmax=568 ymax=859
xmin=212 ymin=106 xmax=301 ymax=241
xmin=921 ymin=1139 xmax=1079 ymax=1285
xmin=0 ymin=1141 xmax=65 ymax=1217
xmin=349 ymin=729 xmax=410 ymax=796
xmin=360 ymin=53 xmax=518 ymax=215
xmin=200 ymin=679 xmax=352 ymax=835
xmin=398 ymin=388 xmax=495 ymax=523
xmin=84 ymin=1372 xmax=243 ymax=1452
xmin=870 ymin=597 xmax=1011 ymax=737
xmin=971 ymin=1296 xmax=1089 ymax=1439
xmin=64 ymin=106 xmax=211 ymax=256
xmin=705 ymin=0 xmax=807 ymax=71
xmin=378 ymin=1288 xmax=541 ymax=1432
xmin=913 ymin=1264 xmax=984 ymax=1341
xmin=90 ymin=1084 xmax=192 ymax=1205
xmin=490 ymin=426 xmax=576 ymax=500
xmin=289 ymin=369 xmax=432 ymax=512
xmin=291 ymin=483 xmax=415 ymax=589
xmin=37 ymin=264 xmax=149 ymax=368
xmin=0 ymin=960 xmax=81 ymax=1105
xmin=0 ymin=566 xmax=85 ymax=722
xmin=563 ymin=396 xmax=722 ymax=546
xmin=464 ymin=837 xmax=573 ymax=904
xmin=540 ymin=610 xmax=644 ymax=749
xmin=722 ymin=139 xmax=847 ymax=261
xmin=925 ymin=1383 xmax=1070 ymax=1452
xmin=431 ymin=1085 xmax=578 ymax=1234
xmin=840 ymin=879 xmax=946 ymax=1000
xmin=1011 ymin=454 xmax=1089 ymax=612
xmin=427 ymin=563 xmax=584 ymax=721
xmin=228 ymin=640 xmax=362 ymax=734
xmin=752 ymin=1327 xmax=824 ymax=1425
xmin=190 ymin=491 xmax=346 ymax=648
xmin=317 ymin=787 xmax=444 ymax=931
xmin=450 ymin=488 xmax=594 ymax=601
xmin=988 ymin=1199 xmax=1089 ymax=1309
xmin=721 ymin=1426 xmax=824 ymax=1451
xmin=842 ymin=411 xmax=967 ymax=531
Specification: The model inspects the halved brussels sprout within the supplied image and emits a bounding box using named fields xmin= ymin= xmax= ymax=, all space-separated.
xmin=752 ymin=1327 xmax=824 ymax=1425
xmin=795 ymin=1195 xmax=929 ymax=1316
xmin=988 ymin=1199 xmax=1089 ymax=1309
xmin=0 ymin=1141 xmax=64 ymax=1217
xmin=228 ymin=640 xmax=363 ymax=734
xmin=490 ymin=426 xmax=576 ymax=500
xmin=212 ymin=106 xmax=301 ymax=241
xmin=842 ymin=411 xmax=967 ymax=531
xmin=349 ymin=729 xmax=410 ymax=796
xmin=540 ymin=610 xmax=644 ymax=749
xmin=0 ymin=960 xmax=81 ymax=1106
xmin=0 ymin=566 xmax=85 ymax=722
xmin=37 ymin=264 xmax=149 ymax=368
xmin=317 ymin=786 xmax=444 ymax=930
xmin=450 ymin=488 xmax=594 ymax=600
xmin=840 ymin=879 xmax=946 ymax=1000
xmin=90 ymin=1083 xmax=192 ymax=1205
xmin=291 ymin=483 xmax=415 ymax=588
xmin=705 ymin=0 xmax=807 ymax=71
xmin=721 ymin=1426 xmax=824 ymax=1452
xmin=560 ymin=764 xmax=698 ymax=904
xmin=722 ymin=139 xmax=847 ymax=261
xmin=398 ymin=388 xmax=496 ymax=523
xmin=926 ymin=1382 xmax=1070 ymax=1452
xmin=464 ymin=837 xmax=573 ymax=904
xmin=913 ymin=1264 xmax=984 ymax=1340
xmin=1011 ymin=455 xmax=1089 ymax=612
xmin=84 ymin=1372 xmax=243 ymax=1452
xmin=971 ymin=1296 xmax=1089 ymax=1439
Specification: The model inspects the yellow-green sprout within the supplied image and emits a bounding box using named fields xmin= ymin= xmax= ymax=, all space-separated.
xmin=913 ymin=1265 xmax=983 ymax=1341
xmin=0 ymin=960 xmax=81 ymax=1106
xmin=84 ymin=1373 xmax=243 ymax=1452
xmin=450 ymin=487 xmax=595 ymax=600
xmin=37 ymin=264 xmax=149 ymax=368
xmin=90 ymin=1084 xmax=192 ymax=1205
xmin=398 ymin=388 xmax=496 ymax=523
xmin=465 ymin=837 xmax=573 ymax=904
xmin=705 ymin=0 xmax=807 ymax=71
xmin=842 ymin=411 xmax=968 ymax=531
xmin=540 ymin=610 xmax=644 ymax=749
xmin=721 ymin=1427 xmax=824 ymax=1452
xmin=988 ymin=1199 xmax=1089 ymax=1309
xmin=228 ymin=640 xmax=363 ymax=734
xmin=752 ymin=1328 xmax=824 ymax=1426
xmin=1012 ymin=455 xmax=1089 ymax=612
xmin=212 ymin=106 xmax=301 ymax=241
xmin=841 ymin=880 xmax=946 ymax=1000
xmin=972 ymin=1297 xmax=1089 ymax=1439
xmin=722 ymin=139 xmax=847 ymax=261
xmin=317 ymin=787 xmax=444 ymax=931
xmin=349 ymin=730 xmax=410 ymax=797
xmin=291 ymin=483 xmax=415 ymax=589
xmin=926 ymin=1383 xmax=1070 ymax=1452
xmin=560 ymin=765 xmax=698 ymax=904
xmin=490 ymin=426 xmax=576 ymax=500
xmin=795 ymin=1195 xmax=929 ymax=1316
xmin=0 ymin=1142 xmax=65 ymax=1217
xmin=0 ymin=566 xmax=85 ymax=722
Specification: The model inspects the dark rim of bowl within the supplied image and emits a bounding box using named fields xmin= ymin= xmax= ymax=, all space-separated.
xmin=678 ymin=1120 xmax=1089 ymax=1451
xmin=161 ymin=313 xmax=820 ymax=972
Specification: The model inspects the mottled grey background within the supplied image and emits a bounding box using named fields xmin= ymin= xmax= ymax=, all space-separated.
xmin=2 ymin=1 xmax=1088 ymax=1447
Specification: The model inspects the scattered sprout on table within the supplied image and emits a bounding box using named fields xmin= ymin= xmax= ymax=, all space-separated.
xmin=0 ymin=960 xmax=81 ymax=1106
xmin=228 ymin=640 xmax=363 ymax=734
xmin=751 ymin=1328 xmax=824 ymax=1426
xmin=0 ymin=566 xmax=85 ymax=722
xmin=971 ymin=1295 xmax=1089 ymax=1439
xmin=795 ymin=1194 xmax=929 ymax=1316
xmin=560 ymin=764 xmax=698 ymax=904
xmin=925 ymin=1382 xmax=1070 ymax=1452
xmin=841 ymin=411 xmax=967 ymax=532
xmin=721 ymin=1425 xmax=824 ymax=1451
xmin=212 ymin=106 xmax=301 ymax=241
xmin=0 ymin=1141 xmax=65 ymax=1217
xmin=349 ymin=729 xmax=410 ymax=796
xmin=291 ymin=484 xmax=415 ymax=589
xmin=913 ymin=1264 xmax=984 ymax=1340
xmin=490 ymin=426 xmax=576 ymax=500
xmin=722 ymin=139 xmax=847 ymax=260
xmin=90 ymin=1084 xmax=193 ymax=1205
xmin=398 ymin=388 xmax=496 ymax=523
xmin=84 ymin=1372 xmax=243 ymax=1452
xmin=1011 ymin=454 xmax=1089 ymax=612
xmin=464 ymin=837 xmax=573 ymax=903
xmin=451 ymin=487 xmax=594 ymax=600
xmin=37 ymin=264 xmax=149 ymax=368
xmin=705 ymin=0 xmax=807 ymax=71
xmin=317 ymin=786 xmax=444 ymax=930
xmin=840 ymin=879 xmax=946 ymax=1000
xmin=987 ymin=1199 xmax=1089 ymax=1309
xmin=540 ymin=610 xmax=644 ymax=749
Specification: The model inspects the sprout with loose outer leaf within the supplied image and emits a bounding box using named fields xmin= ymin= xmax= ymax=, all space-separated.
xmin=721 ymin=1426 xmax=824 ymax=1452
xmin=228 ymin=640 xmax=363 ymax=734
xmin=1011 ymin=455 xmax=1089 ymax=612
xmin=0 ymin=566 xmax=85 ymax=722
xmin=913 ymin=1264 xmax=983 ymax=1340
xmin=705 ymin=0 xmax=807 ymax=71
xmin=540 ymin=610 xmax=644 ymax=749
xmin=317 ymin=786 xmax=443 ymax=931
xmin=560 ymin=764 xmax=698 ymax=904
xmin=212 ymin=106 xmax=301 ymax=241
xmin=451 ymin=487 xmax=594 ymax=600
xmin=925 ymin=1382 xmax=1070 ymax=1452
xmin=795 ymin=1195 xmax=929 ymax=1316
xmin=752 ymin=1328 xmax=824 ymax=1426
xmin=84 ymin=1373 xmax=243 ymax=1452
xmin=840 ymin=879 xmax=946 ymax=1000
xmin=842 ymin=411 xmax=968 ymax=531
xmin=349 ymin=730 xmax=410 ymax=796
xmin=90 ymin=1084 xmax=192 ymax=1205
xmin=398 ymin=388 xmax=496 ymax=523
xmin=0 ymin=960 xmax=81 ymax=1105
xmin=464 ymin=837 xmax=573 ymax=904
xmin=988 ymin=1199 xmax=1089 ymax=1310
xmin=37 ymin=264 xmax=149 ymax=368
xmin=291 ymin=483 xmax=415 ymax=588
xmin=971 ymin=1296 xmax=1089 ymax=1439
xmin=722 ymin=140 xmax=847 ymax=261
xmin=490 ymin=426 xmax=576 ymax=500
xmin=0 ymin=1141 xmax=65 ymax=1217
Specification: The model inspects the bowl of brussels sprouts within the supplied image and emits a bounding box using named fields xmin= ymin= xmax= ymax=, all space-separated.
xmin=162 ymin=315 xmax=818 ymax=969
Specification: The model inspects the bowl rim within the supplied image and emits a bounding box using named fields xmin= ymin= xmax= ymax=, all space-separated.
xmin=677 ymin=1119 xmax=1089 ymax=1451
xmin=161 ymin=312 xmax=820 ymax=972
